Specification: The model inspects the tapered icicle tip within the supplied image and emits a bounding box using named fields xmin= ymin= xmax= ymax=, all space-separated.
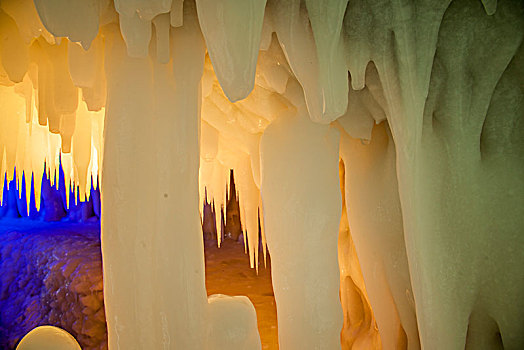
xmin=0 ymin=170 xmax=5 ymax=206
xmin=259 ymin=203 xmax=268 ymax=269
xmin=481 ymin=0 xmax=497 ymax=15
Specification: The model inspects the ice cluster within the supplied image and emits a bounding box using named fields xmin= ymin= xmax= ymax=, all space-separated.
xmin=0 ymin=0 xmax=522 ymax=349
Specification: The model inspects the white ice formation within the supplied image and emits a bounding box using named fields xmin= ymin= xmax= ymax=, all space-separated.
xmin=0 ymin=0 xmax=522 ymax=349
xmin=16 ymin=326 xmax=81 ymax=350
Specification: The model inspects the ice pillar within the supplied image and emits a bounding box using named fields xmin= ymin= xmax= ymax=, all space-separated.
xmin=101 ymin=4 xmax=207 ymax=347
xmin=339 ymin=122 xmax=419 ymax=350
xmin=260 ymin=81 xmax=343 ymax=349
xmin=378 ymin=1 xmax=524 ymax=349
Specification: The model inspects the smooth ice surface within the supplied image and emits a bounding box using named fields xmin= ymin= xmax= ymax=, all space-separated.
xmin=33 ymin=0 xmax=99 ymax=49
xmin=337 ymin=160 xmax=381 ymax=350
xmin=196 ymin=0 xmax=267 ymax=102
xmin=340 ymin=123 xmax=419 ymax=350
xmin=16 ymin=326 xmax=81 ymax=350
xmin=260 ymin=80 xmax=343 ymax=349
xmin=1 ymin=0 xmax=523 ymax=349
xmin=206 ymin=294 xmax=262 ymax=350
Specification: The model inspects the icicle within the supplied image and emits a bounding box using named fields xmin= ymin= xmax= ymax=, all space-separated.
xmin=33 ymin=0 xmax=99 ymax=49
xmin=68 ymin=40 xmax=98 ymax=88
xmin=267 ymin=0 xmax=325 ymax=123
xmin=31 ymin=119 xmax=48 ymax=211
xmin=81 ymin=36 xmax=106 ymax=112
xmin=211 ymin=160 xmax=228 ymax=247
xmin=0 ymin=10 xmax=29 ymax=83
xmin=59 ymin=112 xmax=76 ymax=153
xmin=0 ymin=153 xmax=5 ymax=206
xmin=481 ymin=0 xmax=497 ymax=15
xmin=0 ymin=85 xmax=24 ymax=183
xmin=72 ymin=99 xmax=92 ymax=202
xmin=152 ymin=13 xmax=170 ymax=64
xmin=119 ymin=12 xmax=152 ymax=58
xmin=235 ymin=155 xmax=260 ymax=270
xmin=50 ymin=40 xmax=78 ymax=115
xmin=170 ymin=0 xmax=184 ymax=27
xmin=195 ymin=0 xmax=267 ymax=102
xmin=46 ymin=131 xmax=61 ymax=188
xmin=258 ymin=196 xmax=267 ymax=268
xmin=304 ymin=0 xmax=349 ymax=120
xmin=0 ymin=0 xmax=55 ymax=44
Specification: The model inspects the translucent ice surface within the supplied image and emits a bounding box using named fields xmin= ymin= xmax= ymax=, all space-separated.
xmin=16 ymin=326 xmax=81 ymax=350
xmin=0 ymin=0 xmax=522 ymax=349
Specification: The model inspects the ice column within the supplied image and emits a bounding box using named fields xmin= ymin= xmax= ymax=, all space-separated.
xmin=260 ymin=80 xmax=342 ymax=349
xmin=339 ymin=122 xmax=419 ymax=350
xmin=101 ymin=4 xmax=208 ymax=346
xmin=394 ymin=3 xmax=524 ymax=348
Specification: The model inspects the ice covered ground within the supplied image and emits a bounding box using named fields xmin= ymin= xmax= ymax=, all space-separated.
xmin=204 ymin=238 xmax=278 ymax=350
xmin=0 ymin=218 xmax=105 ymax=350
xmin=0 ymin=218 xmax=278 ymax=350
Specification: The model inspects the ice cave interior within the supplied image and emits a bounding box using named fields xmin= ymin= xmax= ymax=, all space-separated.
xmin=0 ymin=0 xmax=523 ymax=349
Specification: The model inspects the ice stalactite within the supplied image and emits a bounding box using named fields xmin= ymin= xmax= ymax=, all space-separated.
xmin=260 ymin=79 xmax=343 ymax=349
xmin=199 ymin=42 xmax=291 ymax=263
xmin=33 ymin=0 xmax=99 ymax=50
xmin=332 ymin=60 xmax=419 ymax=349
xmin=196 ymin=0 xmax=267 ymax=102
xmin=0 ymin=8 xmax=29 ymax=83
xmin=0 ymin=82 xmax=103 ymax=214
xmin=340 ymin=1 xmax=524 ymax=349
xmin=397 ymin=2 xmax=523 ymax=349
xmin=267 ymin=0 xmax=325 ymax=124
xmin=304 ymin=0 xmax=349 ymax=121
xmin=1 ymin=0 xmax=523 ymax=349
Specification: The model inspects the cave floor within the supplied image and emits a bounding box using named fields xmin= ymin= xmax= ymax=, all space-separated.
xmin=204 ymin=238 xmax=279 ymax=350
xmin=0 ymin=218 xmax=278 ymax=349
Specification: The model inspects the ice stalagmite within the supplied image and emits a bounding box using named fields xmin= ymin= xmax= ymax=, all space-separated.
xmin=206 ymin=294 xmax=262 ymax=350
xmin=261 ymin=79 xmax=342 ymax=349
xmin=16 ymin=326 xmax=81 ymax=350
